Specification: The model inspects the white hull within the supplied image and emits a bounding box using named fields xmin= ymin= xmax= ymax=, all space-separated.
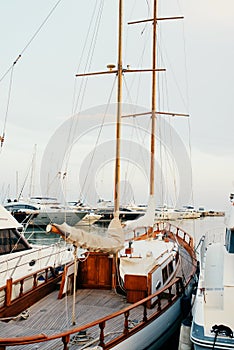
xmin=75 ymin=213 xmax=101 ymax=226
xmin=155 ymin=210 xmax=181 ymax=221
xmin=113 ymin=297 xmax=183 ymax=349
xmin=191 ymin=199 xmax=234 ymax=350
xmin=4 ymin=198 xmax=88 ymax=227
xmin=30 ymin=210 xmax=87 ymax=226
xmin=178 ymin=211 xmax=201 ymax=219
xmin=0 ymin=244 xmax=73 ymax=287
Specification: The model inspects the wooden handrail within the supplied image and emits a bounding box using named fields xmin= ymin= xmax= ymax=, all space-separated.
xmin=0 ymin=266 xmax=58 ymax=309
xmin=0 ymin=276 xmax=186 ymax=348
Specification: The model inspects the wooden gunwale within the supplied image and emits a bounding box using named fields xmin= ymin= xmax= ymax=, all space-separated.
xmin=0 ymin=224 xmax=197 ymax=349
xmin=0 ymin=277 xmax=183 ymax=347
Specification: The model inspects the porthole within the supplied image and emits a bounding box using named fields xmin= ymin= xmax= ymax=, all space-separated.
xmin=29 ymin=260 xmax=36 ymax=267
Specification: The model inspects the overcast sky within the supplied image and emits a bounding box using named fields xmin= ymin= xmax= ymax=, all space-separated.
xmin=0 ymin=0 xmax=233 ymax=211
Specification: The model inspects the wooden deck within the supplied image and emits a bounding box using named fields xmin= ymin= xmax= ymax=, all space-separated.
xmin=1 ymin=288 xmax=144 ymax=350
xmin=0 ymin=273 xmax=191 ymax=349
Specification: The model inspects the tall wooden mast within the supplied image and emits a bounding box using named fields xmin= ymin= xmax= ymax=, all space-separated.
xmin=75 ymin=0 xmax=186 ymax=217
xmin=114 ymin=0 xmax=123 ymax=216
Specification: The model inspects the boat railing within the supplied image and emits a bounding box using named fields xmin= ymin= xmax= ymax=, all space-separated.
xmin=0 ymin=266 xmax=59 ymax=310
xmin=165 ymin=222 xmax=194 ymax=248
xmin=129 ymin=221 xmax=194 ymax=250
xmin=0 ymin=276 xmax=185 ymax=349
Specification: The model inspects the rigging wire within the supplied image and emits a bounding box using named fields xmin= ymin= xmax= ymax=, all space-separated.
xmin=17 ymin=153 xmax=36 ymax=201
xmin=0 ymin=64 xmax=15 ymax=152
xmin=124 ymin=0 xmax=150 ymax=63
xmin=156 ymin=9 xmax=193 ymax=209
xmin=122 ymin=77 xmax=151 ymax=199
xmin=80 ymin=77 xmax=117 ymax=202
xmin=121 ymin=3 xmax=153 ymax=204
xmin=0 ymin=0 xmax=64 ymax=152
xmin=72 ymin=0 xmax=104 ymax=116
xmin=0 ymin=0 xmax=63 ymax=84
xmin=61 ymin=0 xmax=105 ymax=201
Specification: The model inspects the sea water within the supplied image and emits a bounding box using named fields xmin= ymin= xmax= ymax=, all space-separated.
xmin=25 ymin=216 xmax=226 ymax=349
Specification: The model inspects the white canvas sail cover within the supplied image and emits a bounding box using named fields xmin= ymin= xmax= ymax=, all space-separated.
xmin=53 ymin=215 xmax=124 ymax=254
xmin=123 ymin=195 xmax=155 ymax=231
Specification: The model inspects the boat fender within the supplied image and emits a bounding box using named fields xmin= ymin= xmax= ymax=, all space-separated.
xmin=178 ymin=321 xmax=192 ymax=350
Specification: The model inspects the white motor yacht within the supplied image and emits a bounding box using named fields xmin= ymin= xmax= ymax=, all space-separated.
xmin=4 ymin=196 xmax=88 ymax=227
xmin=190 ymin=194 xmax=234 ymax=349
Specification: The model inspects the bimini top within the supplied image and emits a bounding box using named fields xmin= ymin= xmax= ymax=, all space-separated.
xmin=0 ymin=205 xmax=23 ymax=230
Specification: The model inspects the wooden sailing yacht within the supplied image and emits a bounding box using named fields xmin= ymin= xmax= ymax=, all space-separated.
xmin=0 ymin=1 xmax=197 ymax=349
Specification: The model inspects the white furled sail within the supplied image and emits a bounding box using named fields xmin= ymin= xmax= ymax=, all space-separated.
xmin=123 ymin=195 xmax=155 ymax=231
xmin=53 ymin=216 xmax=124 ymax=254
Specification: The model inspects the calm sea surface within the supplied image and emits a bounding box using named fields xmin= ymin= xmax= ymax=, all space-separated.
xmin=25 ymin=216 xmax=226 ymax=349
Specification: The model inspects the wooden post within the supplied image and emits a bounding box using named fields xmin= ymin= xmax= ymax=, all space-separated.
xmin=99 ymin=321 xmax=106 ymax=347
xmin=5 ymin=278 xmax=12 ymax=306
xmin=33 ymin=273 xmax=37 ymax=289
xmin=19 ymin=280 xmax=24 ymax=297
xmin=143 ymin=302 xmax=148 ymax=322
xmin=124 ymin=311 xmax=129 ymax=335
xmin=157 ymin=294 xmax=162 ymax=312
xmin=62 ymin=335 xmax=70 ymax=350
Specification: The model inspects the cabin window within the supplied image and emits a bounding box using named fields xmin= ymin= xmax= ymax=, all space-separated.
xmin=162 ymin=266 xmax=168 ymax=283
xmin=0 ymin=229 xmax=31 ymax=255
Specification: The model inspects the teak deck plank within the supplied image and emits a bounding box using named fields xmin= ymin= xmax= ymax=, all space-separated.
xmin=3 ymin=289 xmax=134 ymax=350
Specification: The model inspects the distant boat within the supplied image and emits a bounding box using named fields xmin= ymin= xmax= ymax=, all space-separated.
xmin=4 ymin=196 xmax=88 ymax=227
xmin=127 ymin=204 xmax=181 ymax=221
xmin=190 ymin=194 xmax=234 ymax=349
xmin=95 ymin=206 xmax=145 ymax=224
xmin=2 ymin=200 xmax=39 ymax=229
xmin=75 ymin=212 xmax=102 ymax=226
xmin=155 ymin=206 xmax=181 ymax=221
xmin=91 ymin=200 xmax=145 ymax=224
xmin=68 ymin=201 xmax=102 ymax=226
xmin=177 ymin=206 xmax=201 ymax=219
